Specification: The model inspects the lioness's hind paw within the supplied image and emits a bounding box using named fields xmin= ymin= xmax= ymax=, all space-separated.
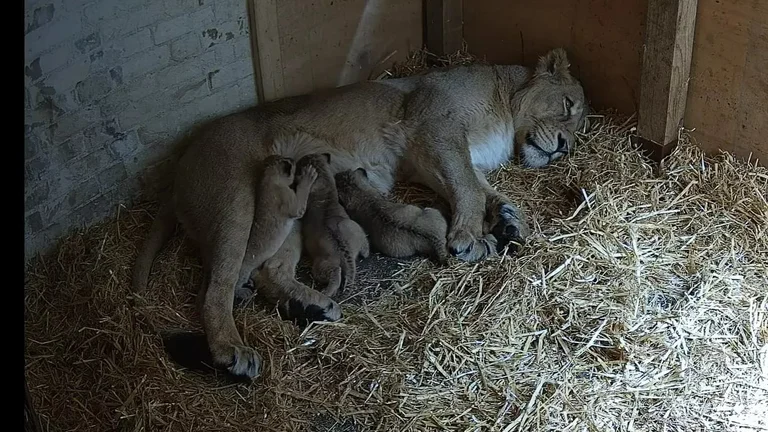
xmin=226 ymin=346 xmax=263 ymax=380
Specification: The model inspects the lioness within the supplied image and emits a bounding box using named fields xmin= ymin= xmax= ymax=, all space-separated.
xmin=133 ymin=48 xmax=587 ymax=380
xmin=335 ymin=168 xmax=449 ymax=263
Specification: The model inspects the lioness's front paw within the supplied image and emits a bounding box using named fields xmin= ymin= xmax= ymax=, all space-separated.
xmin=491 ymin=203 xmax=528 ymax=254
xmin=214 ymin=345 xmax=263 ymax=381
xmin=448 ymin=229 xmax=496 ymax=262
xmin=278 ymin=297 xmax=342 ymax=328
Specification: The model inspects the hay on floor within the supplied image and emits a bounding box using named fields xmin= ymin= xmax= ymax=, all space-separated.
xmin=25 ymin=48 xmax=768 ymax=432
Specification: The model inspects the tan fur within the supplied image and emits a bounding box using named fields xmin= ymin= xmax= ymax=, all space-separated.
xmin=132 ymin=48 xmax=587 ymax=380
xmin=298 ymin=154 xmax=370 ymax=298
xmin=336 ymin=168 xmax=449 ymax=263
xmin=254 ymin=223 xmax=342 ymax=326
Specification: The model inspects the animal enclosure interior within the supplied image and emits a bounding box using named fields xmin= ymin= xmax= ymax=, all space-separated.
xmin=24 ymin=1 xmax=767 ymax=432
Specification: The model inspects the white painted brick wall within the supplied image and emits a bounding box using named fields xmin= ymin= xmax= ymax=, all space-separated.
xmin=24 ymin=0 xmax=258 ymax=261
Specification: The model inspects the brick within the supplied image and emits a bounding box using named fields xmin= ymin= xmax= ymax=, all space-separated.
xmin=74 ymin=32 xmax=101 ymax=54
xmin=44 ymin=57 xmax=89 ymax=92
xmin=83 ymin=118 xmax=125 ymax=152
xmin=119 ymin=45 xmax=171 ymax=83
xmin=26 ymin=212 xmax=45 ymax=234
xmin=51 ymin=105 xmax=101 ymax=144
xmin=163 ymin=0 xmax=206 ymax=18
xmin=65 ymin=177 xmax=101 ymax=208
xmin=196 ymin=80 xmax=243 ymax=120
xmin=170 ymin=32 xmax=203 ymax=61
xmin=69 ymin=148 xmax=119 ymax=175
xmin=25 ymin=58 xmax=43 ymax=81
xmin=25 ymin=133 xmax=42 ymax=160
xmin=75 ymin=72 xmax=114 ymax=104
xmin=25 ymin=14 xmax=83 ymax=62
xmin=83 ymin=0 xmax=146 ymax=25
xmin=108 ymin=130 xmax=142 ymax=160
xmin=25 ymin=182 xmax=50 ymax=210
xmin=212 ymin=0 xmax=247 ymax=25
xmin=25 ymin=3 xmax=55 ymax=35
xmin=71 ymin=190 xmax=117 ymax=225
xmin=114 ymin=29 xmax=153 ymax=58
xmin=208 ymin=58 xmax=253 ymax=90
xmin=56 ymin=135 xmax=88 ymax=162
xmin=153 ymin=6 xmax=214 ymax=45
xmin=36 ymin=43 xmax=75 ymax=77
xmin=96 ymin=163 xmax=128 ymax=189
xmin=26 ymin=156 xmax=52 ymax=181
xmin=175 ymin=78 xmax=209 ymax=104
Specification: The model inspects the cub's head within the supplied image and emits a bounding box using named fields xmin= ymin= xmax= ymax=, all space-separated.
xmin=296 ymin=152 xmax=333 ymax=179
xmin=262 ymin=155 xmax=296 ymax=184
xmin=513 ymin=48 xmax=588 ymax=168
xmin=335 ymin=168 xmax=375 ymax=206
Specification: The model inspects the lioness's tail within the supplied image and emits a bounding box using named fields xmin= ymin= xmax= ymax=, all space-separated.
xmin=132 ymin=202 xmax=177 ymax=292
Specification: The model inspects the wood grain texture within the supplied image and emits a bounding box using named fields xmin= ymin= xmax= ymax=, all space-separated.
xmin=685 ymin=0 xmax=768 ymax=164
xmin=426 ymin=0 xmax=463 ymax=56
xmin=462 ymin=0 xmax=646 ymax=115
xmin=250 ymin=0 xmax=422 ymax=100
xmin=250 ymin=0 xmax=284 ymax=102
xmin=637 ymin=0 xmax=698 ymax=147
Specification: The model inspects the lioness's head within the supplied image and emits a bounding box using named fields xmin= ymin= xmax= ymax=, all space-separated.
xmin=513 ymin=48 xmax=587 ymax=168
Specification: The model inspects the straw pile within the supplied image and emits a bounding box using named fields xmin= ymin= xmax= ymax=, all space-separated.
xmin=25 ymin=49 xmax=767 ymax=432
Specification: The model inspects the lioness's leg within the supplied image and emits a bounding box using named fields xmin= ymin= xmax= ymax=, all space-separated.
xmin=407 ymin=129 xmax=496 ymax=262
xmin=474 ymin=168 xmax=529 ymax=253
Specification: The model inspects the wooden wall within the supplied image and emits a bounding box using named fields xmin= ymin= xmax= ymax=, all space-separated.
xmin=251 ymin=0 xmax=422 ymax=101
xmin=463 ymin=0 xmax=768 ymax=165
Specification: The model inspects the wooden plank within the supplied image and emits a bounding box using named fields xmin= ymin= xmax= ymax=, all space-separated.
xmin=462 ymin=0 xmax=646 ymax=115
xmin=273 ymin=0 xmax=422 ymax=98
xmin=635 ymin=0 xmax=698 ymax=160
xmin=248 ymin=0 xmax=285 ymax=102
xmin=426 ymin=0 xmax=463 ymax=56
xmin=684 ymin=0 xmax=767 ymax=165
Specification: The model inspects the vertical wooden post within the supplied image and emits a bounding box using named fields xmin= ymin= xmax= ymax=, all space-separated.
xmin=425 ymin=0 xmax=463 ymax=56
xmin=248 ymin=0 xmax=285 ymax=103
xmin=634 ymin=0 xmax=698 ymax=162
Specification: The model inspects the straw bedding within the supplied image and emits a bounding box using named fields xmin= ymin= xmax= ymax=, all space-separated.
xmin=25 ymin=49 xmax=767 ymax=432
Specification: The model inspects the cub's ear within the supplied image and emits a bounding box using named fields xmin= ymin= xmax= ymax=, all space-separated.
xmin=355 ymin=167 xmax=368 ymax=178
xmin=280 ymin=159 xmax=294 ymax=177
xmin=322 ymin=153 xmax=331 ymax=164
xmin=536 ymin=47 xmax=571 ymax=79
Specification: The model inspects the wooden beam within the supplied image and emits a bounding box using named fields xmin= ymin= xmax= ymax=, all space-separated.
xmin=248 ymin=0 xmax=285 ymax=103
xmin=425 ymin=0 xmax=463 ymax=56
xmin=635 ymin=0 xmax=698 ymax=162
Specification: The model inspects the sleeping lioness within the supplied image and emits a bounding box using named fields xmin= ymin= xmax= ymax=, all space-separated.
xmin=132 ymin=48 xmax=588 ymax=380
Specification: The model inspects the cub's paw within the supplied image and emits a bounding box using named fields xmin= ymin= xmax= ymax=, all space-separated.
xmin=299 ymin=165 xmax=318 ymax=185
xmin=278 ymin=297 xmax=342 ymax=328
xmin=448 ymin=229 xmax=495 ymax=262
xmin=233 ymin=282 xmax=255 ymax=307
xmin=213 ymin=345 xmax=263 ymax=381
xmin=491 ymin=203 xmax=528 ymax=255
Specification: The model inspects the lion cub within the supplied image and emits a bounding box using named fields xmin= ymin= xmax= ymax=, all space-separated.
xmin=235 ymin=155 xmax=317 ymax=294
xmin=254 ymin=222 xmax=342 ymax=327
xmin=335 ymin=168 xmax=449 ymax=263
xmin=298 ymin=153 xmax=369 ymax=297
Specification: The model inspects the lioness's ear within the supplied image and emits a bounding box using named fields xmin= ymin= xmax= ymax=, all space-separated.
xmin=355 ymin=167 xmax=368 ymax=178
xmin=536 ymin=48 xmax=570 ymax=78
xmin=322 ymin=153 xmax=331 ymax=163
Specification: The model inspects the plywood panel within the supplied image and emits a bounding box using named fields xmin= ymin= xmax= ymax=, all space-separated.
xmin=463 ymin=0 xmax=646 ymax=114
xmin=254 ymin=0 xmax=422 ymax=100
xmin=685 ymin=0 xmax=768 ymax=164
